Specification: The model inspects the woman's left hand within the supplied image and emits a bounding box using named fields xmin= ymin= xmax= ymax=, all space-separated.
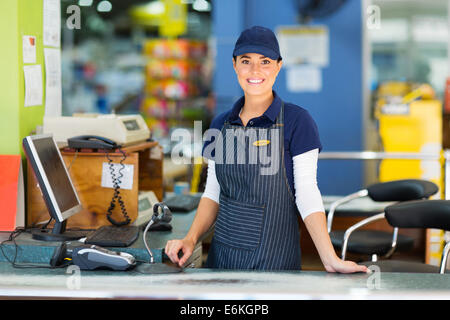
xmin=324 ymin=257 xmax=370 ymax=274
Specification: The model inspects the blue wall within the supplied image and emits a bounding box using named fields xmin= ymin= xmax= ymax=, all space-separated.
xmin=212 ymin=0 xmax=364 ymax=195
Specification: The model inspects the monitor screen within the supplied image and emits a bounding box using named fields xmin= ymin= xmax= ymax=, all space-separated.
xmin=24 ymin=134 xmax=82 ymax=222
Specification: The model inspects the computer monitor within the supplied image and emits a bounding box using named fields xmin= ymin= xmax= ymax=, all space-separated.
xmin=23 ymin=134 xmax=87 ymax=241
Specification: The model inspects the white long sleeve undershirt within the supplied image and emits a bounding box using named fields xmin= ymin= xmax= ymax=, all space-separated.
xmin=201 ymin=148 xmax=325 ymax=220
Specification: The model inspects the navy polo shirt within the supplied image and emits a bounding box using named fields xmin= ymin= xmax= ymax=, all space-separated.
xmin=203 ymin=91 xmax=322 ymax=194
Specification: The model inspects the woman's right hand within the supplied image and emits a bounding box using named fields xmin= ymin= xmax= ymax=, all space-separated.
xmin=164 ymin=196 xmax=219 ymax=268
xmin=165 ymin=238 xmax=196 ymax=267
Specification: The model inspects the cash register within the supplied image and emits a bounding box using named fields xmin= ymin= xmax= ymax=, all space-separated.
xmin=43 ymin=113 xmax=151 ymax=146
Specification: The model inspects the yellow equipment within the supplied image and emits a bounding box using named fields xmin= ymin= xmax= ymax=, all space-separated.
xmin=375 ymin=82 xmax=444 ymax=265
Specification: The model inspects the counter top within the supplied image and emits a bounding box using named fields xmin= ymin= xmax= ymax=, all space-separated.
xmin=0 ymin=262 xmax=449 ymax=299
xmin=0 ymin=209 xmax=197 ymax=265
xmin=1 ymin=195 xmax=447 ymax=300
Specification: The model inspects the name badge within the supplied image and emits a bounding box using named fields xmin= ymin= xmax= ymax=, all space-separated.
xmin=252 ymin=140 xmax=270 ymax=147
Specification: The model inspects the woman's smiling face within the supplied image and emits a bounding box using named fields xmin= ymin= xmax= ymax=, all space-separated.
xmin=233 ymin=53 xmax=282 ymax=96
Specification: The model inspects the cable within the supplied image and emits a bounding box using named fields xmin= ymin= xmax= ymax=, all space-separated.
xmin=116 ymin=148 xmax=130 ymax=222
xmin=67 ymin=150 xmax=79 ymax=171
xmin=41 ymin=217 xmax=53 ymax=230
xmin=105 ymin=148 xmax=131 ymax=226
xmin=0 ymin=228 xmax=67 ymax=269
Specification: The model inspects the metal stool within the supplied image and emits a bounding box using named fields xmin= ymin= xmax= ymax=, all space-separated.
xmin=327 ymin=179 xmax=439 ymax=261
xmin=346 ymin=199 xmax=450 ymax=273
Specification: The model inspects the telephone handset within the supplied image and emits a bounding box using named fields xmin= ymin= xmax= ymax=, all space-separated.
xmin=68 ymin=135 xmax=119 ymax=150
xmin=67 ymin=135 xmax=130 ymax=227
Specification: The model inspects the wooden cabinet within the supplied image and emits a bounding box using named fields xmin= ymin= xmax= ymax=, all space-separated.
xmin=27 ymin=141 xmax=163 ymax=229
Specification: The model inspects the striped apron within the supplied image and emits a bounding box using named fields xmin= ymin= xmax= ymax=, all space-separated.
xmin=206 ymin=103 xmax=302 ymax=270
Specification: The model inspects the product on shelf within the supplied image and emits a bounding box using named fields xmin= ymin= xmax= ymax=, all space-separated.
xmin=140 ymin=38 xmax=209 ymax=139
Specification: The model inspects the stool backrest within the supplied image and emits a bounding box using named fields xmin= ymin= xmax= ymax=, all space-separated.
xmin=385 ymin=200 xmax=450 ymax=231
xmin=367 ymin=179 xmax=438 ymax=202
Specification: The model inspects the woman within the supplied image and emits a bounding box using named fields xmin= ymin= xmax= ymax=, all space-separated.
xmin=165 ymin=26 xmax=368 ymax=273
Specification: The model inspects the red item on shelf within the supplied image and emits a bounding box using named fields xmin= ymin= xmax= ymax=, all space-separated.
xmin=445 ymin=78 xmax=450 ymax=114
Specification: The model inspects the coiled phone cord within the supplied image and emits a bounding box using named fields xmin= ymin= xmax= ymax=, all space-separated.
xmin=105 ymin=148 xmax=131 ymax=226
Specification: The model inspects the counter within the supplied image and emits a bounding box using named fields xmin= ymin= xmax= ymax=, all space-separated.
xmin=0 ymin=263 xmax=449 ymax=299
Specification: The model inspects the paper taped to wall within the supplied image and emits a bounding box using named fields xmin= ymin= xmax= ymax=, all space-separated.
xmin=286 ymin=65 xmax=322 ymax=92
xmin=24 ymin=65 xmax=43 ymax=107
xmin=22 ymin=35 xmax=36 ymax=64
xmin=44 ymin=48 xmax=62 ymax=116
xmin=101 ymin=163 xmax=134 ymax=190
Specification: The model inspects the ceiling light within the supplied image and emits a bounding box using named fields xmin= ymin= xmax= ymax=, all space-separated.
xmin=192 ymin=0 xmax=211 ymax=12
xmin=78 ymin=0 xmax=93 ymax=6
xmin=144 ymin=1 xmax=165 ymax=15
xmin=97 ymin=0 xmax=112 ymax=12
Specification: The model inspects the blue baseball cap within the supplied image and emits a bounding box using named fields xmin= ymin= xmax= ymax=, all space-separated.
xmin=233 ymin=26 xmax=282 ymax=61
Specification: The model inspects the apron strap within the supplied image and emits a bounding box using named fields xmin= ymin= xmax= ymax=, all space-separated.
xmin=275 ymin=102 xmax=284 ymax=126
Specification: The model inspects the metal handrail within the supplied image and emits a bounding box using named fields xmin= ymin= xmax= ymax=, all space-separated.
xmin=318 ymin=150 xmax=446 ymax=197
xmin=319 ymin=151 xmax=441 ymax=161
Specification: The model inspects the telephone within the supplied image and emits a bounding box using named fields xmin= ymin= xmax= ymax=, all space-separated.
xmin=68 ymin=135 xmax=119 ymax=150
xmin=67 ymin=135 xmax=130 ymax=227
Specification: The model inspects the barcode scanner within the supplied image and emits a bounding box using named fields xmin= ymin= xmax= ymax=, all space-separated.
xmin=143 ymin=203 xmax=172 ymax=263
xmin=135 ymin=202 xmax=182 ymax=274
xmin=153 ymin=203 xmax=172 ymax=224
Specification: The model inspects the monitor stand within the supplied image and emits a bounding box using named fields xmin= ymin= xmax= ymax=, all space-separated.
xmin=135 ymin=262 xmax=182 ymax=274
xmin=31 ymin=220 xmax=88 ymax=241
